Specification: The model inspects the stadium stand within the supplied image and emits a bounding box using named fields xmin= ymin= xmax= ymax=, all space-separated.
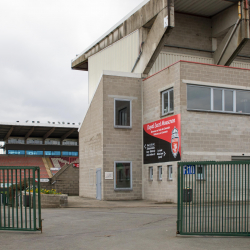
xmin=50 ymin=157 xmax=69 ymax=169
xmin=0 ymin=155 xmax=50 ymax=183
xmin=49 ymin=157 xmax=79 ymax=172
xmin=61 ymin=157 xmax=78 ymax=163
xmin=0 ymin=122 xmax=79 ymax=189
xmin=0 ymin=155 xmax=79 ymax=195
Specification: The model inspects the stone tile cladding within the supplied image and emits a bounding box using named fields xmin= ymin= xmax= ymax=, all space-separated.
xmin=103 ymin=75 xmax=143 ymax=200
xmin=79 ymin=78 xmax=104 ymax=198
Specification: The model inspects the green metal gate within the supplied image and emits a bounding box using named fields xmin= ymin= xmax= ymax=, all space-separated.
xmin=177 ymin=161 xmax=250 ymax=236
xmin=0 ymin=166 xmax=42 ymax=232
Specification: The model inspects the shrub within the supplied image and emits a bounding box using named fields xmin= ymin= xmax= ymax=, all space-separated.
xmin=35 ymin=188 xmax=61 ymax=195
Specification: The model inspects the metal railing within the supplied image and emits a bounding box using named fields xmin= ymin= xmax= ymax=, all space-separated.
xmin=0 ymin=166 xmax=42 ymax=232
xmin=177 ymin=161 xmax=250 ymax=236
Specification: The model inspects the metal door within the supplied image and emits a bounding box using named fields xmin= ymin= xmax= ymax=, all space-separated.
xmin=96 ymin=168 xmax=102 ymax=200
xmin=0 ymin=166 xmax=42 ymax=232
xmin=177 ymin=161 xmax=250 ymax=236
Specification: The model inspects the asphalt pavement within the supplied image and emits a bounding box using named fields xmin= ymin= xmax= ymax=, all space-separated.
xmin=1 ymin=200 xmax=249 ymax=250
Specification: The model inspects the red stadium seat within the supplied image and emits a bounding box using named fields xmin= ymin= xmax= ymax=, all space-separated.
xmin=0 ymin=155 xmax=49 ymax=183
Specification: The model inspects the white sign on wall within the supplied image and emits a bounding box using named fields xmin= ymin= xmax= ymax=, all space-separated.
xmin=105 ymin=172 xmax=113 ymax=180
xmin=51 ymin=168 xmax=60 ymax=171
xmin=40 ymin=179 xmax=50 ymax=183
xmin=164 ymin=15 xmax=168 ymax=28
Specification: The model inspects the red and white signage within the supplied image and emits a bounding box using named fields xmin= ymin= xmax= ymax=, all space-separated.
xmin=143 ymin=114 xmax=181 ymax=164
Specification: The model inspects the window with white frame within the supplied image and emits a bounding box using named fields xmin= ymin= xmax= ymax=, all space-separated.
xmin=158 ymin=166 xmax=162 ymax=181
xmin=187 ymin=85 xmax=250 ymax=114
xmin=149 ymin=167 xmax=153 ymax=181
xmin=196 ymin=165 xmax=205 ymax=180
xmin=114 ymin=161 xmax=132 ymax=190
xmin=114 ymin=99 xmax=132 ymax=128
xmin=168 ymin=165 xmax=173 ymax=180
xmin=162 ymin=88 xmax=174 ymax=115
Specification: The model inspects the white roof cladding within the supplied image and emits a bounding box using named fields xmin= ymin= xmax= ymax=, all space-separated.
xmin=73 ymin=0 xmax=150 ymax=62
xmin=88 ymin=30 xmax=139 ymax=102
xmin=0 ymin=121 xmax=79 ymax=129
xmin=72 ymin=0 xmax=236 ymax=69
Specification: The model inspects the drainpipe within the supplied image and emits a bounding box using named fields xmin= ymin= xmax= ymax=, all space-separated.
xmin=131 ymin=42 xmax=144 ymax=73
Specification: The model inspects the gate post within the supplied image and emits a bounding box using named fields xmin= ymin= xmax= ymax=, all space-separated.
xmin=177 ymin=163 xmax=181 ymax=234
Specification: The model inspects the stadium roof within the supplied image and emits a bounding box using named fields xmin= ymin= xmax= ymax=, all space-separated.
xmin=0 ymin=122 xmax=79 ymax=141
xmin=71 ymin=0 xmax=238 ymax=70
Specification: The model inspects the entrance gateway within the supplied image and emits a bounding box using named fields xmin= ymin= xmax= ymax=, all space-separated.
xmin=177 ymin=161 xmax=250 ymax=236
xmin=0 ymin=166 xmax=42 ymax=232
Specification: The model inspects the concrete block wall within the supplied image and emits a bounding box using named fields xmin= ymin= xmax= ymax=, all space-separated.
xmin=179 ymin=61 xmax=250 ymax=162
xmin=29 ymin=193 xmax=68 ymax=208
xmin=41 ymin=164 xmax=79 ymax=196
xmin=162 ymin=12 xmax=250 ymax=67
xmin=143 ymin=63 xmax=181 ymax=124
xmin=78 ymin=78 xmax=104 ymax=198
xmin=39 ymin=194 xmax=68 ymax=208
xmin=77 ymin=64 xmax=250 ymax=203
xmin=143 ymin=162 xmax=178 ymax=203
xmin=60 ymin=169 xmax=78 ymax=195
xmin=53 ymin=165 xmax=79 ymax=196
xmin=103 ymin=75 xmax=143 ymax=200
xmin=143 ymin=62 xmax=181 ymax=202
xmin=162 ymin=13 xmax=213 ymax=58
xmin=142 ymin=61 xmax=250 ymax=202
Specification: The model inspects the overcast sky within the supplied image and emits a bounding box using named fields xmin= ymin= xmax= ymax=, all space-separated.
xmin=0 ymin=0 xmax=145 ymax=125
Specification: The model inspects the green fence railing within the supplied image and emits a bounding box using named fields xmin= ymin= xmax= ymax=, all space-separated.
xmin=177 ymin=161 xmax=250 ymax=236
xmin=0 ymin=166 xmax=41 ymax=232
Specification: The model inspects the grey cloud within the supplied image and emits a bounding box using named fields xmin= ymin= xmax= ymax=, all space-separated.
xmin=0 ymin=0 xmax=144 ymax=124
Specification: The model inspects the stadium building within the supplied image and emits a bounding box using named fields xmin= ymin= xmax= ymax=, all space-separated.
xmin=72 ymin=0 xmax=250 ymax=202
xmin=0 ymin=121 xmax=79 ymax=194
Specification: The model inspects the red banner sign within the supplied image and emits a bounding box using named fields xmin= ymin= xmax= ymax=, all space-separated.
xmin=143 ymin=114 xmax=181 ymax=164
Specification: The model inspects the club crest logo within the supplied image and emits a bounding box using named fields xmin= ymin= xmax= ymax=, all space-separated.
xmin=171 ymin=127 xmax=179 ymax=158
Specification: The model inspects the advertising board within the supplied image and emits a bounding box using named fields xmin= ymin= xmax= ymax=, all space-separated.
xmin=143 ymin=114 xmax=181 ymax=164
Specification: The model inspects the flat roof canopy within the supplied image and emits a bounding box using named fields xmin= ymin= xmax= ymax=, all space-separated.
xmin=0 ymin=122 xmax=79 ymax=141
xmin=71 ymin=0 xmax=238 ymax=71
